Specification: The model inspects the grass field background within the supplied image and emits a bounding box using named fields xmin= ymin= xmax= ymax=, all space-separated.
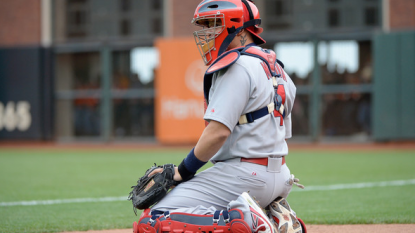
xmin=0 ymin=145 xmax=414 ymax=233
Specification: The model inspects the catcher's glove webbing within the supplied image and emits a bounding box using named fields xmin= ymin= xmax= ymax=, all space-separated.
xmin=128 ymin=163 xmax=179 ymax=214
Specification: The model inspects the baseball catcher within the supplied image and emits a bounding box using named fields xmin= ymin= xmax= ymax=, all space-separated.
xmin=129 ymin=1 xmax=307 ymax=233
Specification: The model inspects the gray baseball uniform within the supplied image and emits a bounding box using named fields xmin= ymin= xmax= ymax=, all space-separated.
xmin=152 ymin=46 xmax=296 ymax=214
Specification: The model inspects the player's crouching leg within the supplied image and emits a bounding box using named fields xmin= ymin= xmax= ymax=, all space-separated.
xmin=133 ymin=208 xmax=253 ymax=233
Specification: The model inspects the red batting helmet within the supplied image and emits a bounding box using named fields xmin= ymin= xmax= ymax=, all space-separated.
xmin=192 ymin=0 xmax=265 ymax=65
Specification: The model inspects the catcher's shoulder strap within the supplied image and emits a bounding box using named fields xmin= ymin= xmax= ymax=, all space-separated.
xmin=203 ymin=46 xmax=286 ymax=126
xmin=241 ymin=46 xmax=286 ymax=81
xmin=205 ymin=46 xmax=285 ymax=77
xmin=203 ymin=46 xmax=286 ymax=101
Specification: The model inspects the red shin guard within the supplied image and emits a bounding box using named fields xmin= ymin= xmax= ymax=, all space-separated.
xmin=134 ymin=209 xmax=251 ymax=233
xmin=229 ymin=209 xmax=251 ymax=233
xmin=134 ymin=209 xmax=161 ymax=233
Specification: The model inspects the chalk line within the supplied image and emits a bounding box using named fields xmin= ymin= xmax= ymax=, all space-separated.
xmin=291 ymin=179 xmax=415 ymax=192
xmin=1 ymin=179 xmax=414 ymax=207
xmin=0 ymin=196 xmax=128 ymax=207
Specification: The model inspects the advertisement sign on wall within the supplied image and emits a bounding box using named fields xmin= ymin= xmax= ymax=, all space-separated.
xmin=155 ymin=38 xmax=206 ymax=144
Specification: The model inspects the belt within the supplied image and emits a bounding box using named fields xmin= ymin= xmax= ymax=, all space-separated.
xmin=241 ymin=157 xmax=285 ymax=166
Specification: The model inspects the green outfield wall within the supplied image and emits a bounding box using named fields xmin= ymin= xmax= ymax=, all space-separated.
xmin=373 ymin=31 xmax=415 ymax=141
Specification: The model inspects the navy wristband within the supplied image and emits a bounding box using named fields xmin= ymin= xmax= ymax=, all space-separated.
xmin=177 ymin=148 xmax=207 ymax=182
xmin=178 ymin=159 xmax=195 ymax=182
xmin=183 ymin=148 xmax=207 ymax=173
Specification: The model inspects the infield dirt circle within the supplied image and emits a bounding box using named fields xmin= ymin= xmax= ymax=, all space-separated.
xmin=62 ymin=224 xmax=415 ymax=233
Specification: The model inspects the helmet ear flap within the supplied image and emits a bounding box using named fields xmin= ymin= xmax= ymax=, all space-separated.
xmin=241 ymin=0 xmax=265 ymax=45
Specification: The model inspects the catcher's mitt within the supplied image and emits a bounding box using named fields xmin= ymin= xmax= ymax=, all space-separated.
xmin=128 ymin=163 xmax=179 ymax=214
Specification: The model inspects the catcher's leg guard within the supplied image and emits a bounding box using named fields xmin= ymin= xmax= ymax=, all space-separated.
xmin=136 ymin=209 xmax=251 ymax=233
xmin=230 ymin=192 xmax=277 ymax=233
xmin=160 ymin=209 xmax=250 ymax=233
xmin=228 ymin=209 xmax=251 ymax=233
xmin=134 ymin=209 xmax=163 ymax=233
xmin=269 ymin=197 xmax=303 ymax=233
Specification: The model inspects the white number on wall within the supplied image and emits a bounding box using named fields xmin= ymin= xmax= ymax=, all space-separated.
xmin=0 ymin=101 xmax=32 ymax=132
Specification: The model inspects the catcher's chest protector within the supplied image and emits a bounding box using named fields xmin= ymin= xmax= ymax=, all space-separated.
xmin=202 ymin=46 xmax=286 ymax=126
xmin=134 ymin=209 xmax=251 ymax=233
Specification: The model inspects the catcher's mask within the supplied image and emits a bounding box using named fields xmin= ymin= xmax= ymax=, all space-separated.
xmin=192 ymin=0 xmax=265 ymax=66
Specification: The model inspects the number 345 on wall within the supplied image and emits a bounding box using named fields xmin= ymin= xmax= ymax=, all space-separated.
xmin=0 ymin=101 xmax=32 ymax=132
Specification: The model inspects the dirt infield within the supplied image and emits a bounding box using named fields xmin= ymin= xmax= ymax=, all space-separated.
xmin=62 ymin=224 xmax=415 ymax=233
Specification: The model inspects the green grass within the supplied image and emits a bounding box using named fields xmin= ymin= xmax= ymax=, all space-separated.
xmin=0 ymin=147 xmax=414 ymax=232
xmin=285 ymin=148 xmax=415 ymax=224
